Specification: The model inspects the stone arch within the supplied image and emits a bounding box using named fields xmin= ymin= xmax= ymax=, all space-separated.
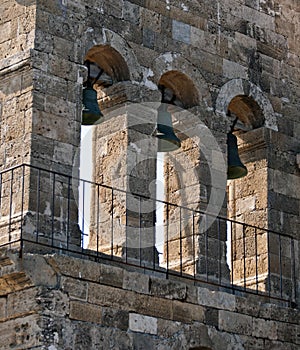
xmin=158 ymin=70 xmax=199 ymax=109
xmin=85 ymin=45 xmax=130 ymax=82
xmin=152 ymin=53 xmax=212 ymax=107
xmin=215 ymin=78 xmax=277 ymax=131
xmin=228 ymin=95 xmax=264 ymax=129
xmin=220 ymin=79 xmax=276 ymax=295
xmin=82 ymin=27 xmax=144 ymax=83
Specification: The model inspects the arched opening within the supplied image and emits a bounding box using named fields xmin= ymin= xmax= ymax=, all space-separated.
xmin=228 ymin=95 xmax=264 ymax=130
xmin=158 ymin=70 xmax=199 ymax=109
xmin=227 ymin=95 xmax=265 ymax=222
xmin=226 ymin=95 xmax=269 ymax=292
xmin=85 ymin=44 xmax=130 ymax=83
xmin=79 ymin=45 xmax=163 ymax=265
xmin=79 ymin=45 xmax=130 ymax=247
xmin=157 ymin=72 xmax=202 ymax=272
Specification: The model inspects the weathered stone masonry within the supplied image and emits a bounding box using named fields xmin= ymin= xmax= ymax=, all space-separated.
xmin=0 ymin=0 xmax=299 ymax=349
xmin=0 ymin=253 xmax=299 ymax=349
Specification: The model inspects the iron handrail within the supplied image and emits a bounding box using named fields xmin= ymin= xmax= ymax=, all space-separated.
xmin=0 ymin=163 xmax=293 ymax=239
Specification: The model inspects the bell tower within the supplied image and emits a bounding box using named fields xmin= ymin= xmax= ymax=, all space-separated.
xmin=0 ymin=1 xmax=299 ymax=349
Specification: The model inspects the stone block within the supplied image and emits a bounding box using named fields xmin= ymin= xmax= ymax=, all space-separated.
xmin=61 ymin=277 xmax=87 ymax=301
xmin=53 ymin=141 xmax=75 ymax=166
xmin=205 ymin=307 xmax=219 ymax=327
xmin=99 ymin=264 xmax=124 ymax=288
xmin=0 ymin=272 xmax=33 ymax=295
xmin=0 ymin=314 xmax=42 ymax=349
xmin=219 ymin=310 xmax=253 ymax=335
xmin=185 ymin=322 xmax=213 ymax=349
xmin=150 ymin=277 xmax=186 ymax=300
xmin=259 ymin=305 xmax=299 ymax=325
xmin=142 ymin=295 xmax=174 ymax=319
xmin=102 ymin=307 xmax=129 ymax=330
xmin=141 ymin=8 xmax=161 ymax=32
xmin=145 ymin=0 xmax=170 ymax=17
xmin=22 ymin=254 xmax=57 ymax=288
xmin=52 ymin=36 xmax=75 ymax=61
xmin=239 ymin=334 xmax=265 ymax=349
xmin=223 ymin=59 xmax=248 ymax=79
xmin=130 ymin=332 xmax=161 ymax=349
xmin=235 ymin=295 xmax=264 ymax=317
xmin=69 ymin=301 xmax=102 ymax=324
xmin=143 ymin=28 xmax=155 ymax=49
xmin=88 ymin=283 xmax=133 ymax=310
xmin=264 ymin=340 xmax=299 ymax=350
xmin=123 ymin=270 xmax=149 ymax=294
xmin=235 ymin=31 xmax=257 ymax=49
xmin=123 ymin=1 xmax=141 ymax=25
xmin=7 ymin=287 xmax=38 ymax=318
xmin=46 ymin=255 xmax=101 ymax=282
xmin=93 ymin=326 xmax=132 ymax=349
xmin=191 ymin=27 xmax=211 ymax=52
xmin=48 ymin=54 xmax=78 ymax=82
xmin=276 ymin=321 xmax=299 ymax=343
xmin=0 ymin=21 xmax=12 ymax=45
xmin=172 ymin=300 xmax=205 ymax=323
xmin=157 ymin=318 xmax=182 ymax=337
xmin=129 ymin=312 xmax=158 ymax=335
xmin=185 ymin=284 xmax=198 ymax=304
xmin=269 ymin=192 xmax=299 ymax=216
xmin=104 ymin=0 xmax=123 ymax=18
xmin=0 ymin=297 xmax=6 ymax=319
xmin=252 ymin=318 xmax=278 ymax=340
xmin=172 ymin=20 xmax=191 ymax=44
xmin=198 ymin=287 xmax=236 ymax=311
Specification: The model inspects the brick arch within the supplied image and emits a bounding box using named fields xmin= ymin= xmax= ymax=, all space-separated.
xmin=152 ymin=53 xmax=212 ymax=107
xmin=215 ymin=78 xmax=277 ymax=131
xmin=83 ymin=28 xmax=143 ymax=83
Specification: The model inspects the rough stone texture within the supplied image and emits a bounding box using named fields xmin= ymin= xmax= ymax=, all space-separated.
xmin=0 ymin=252 xmax=298 ymax=349
xmin=129 ymin=313 xmax=158 ymax=335
xmin=0 ymin=0 xmax=299 ymax=349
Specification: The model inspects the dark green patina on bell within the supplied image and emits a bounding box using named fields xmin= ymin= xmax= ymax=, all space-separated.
xmin=227 ymin=133 xmax=248 ymax=179
xmin=82 ymin=83 xmax=103 ymax=125
xmin=156 ymin=103 xmax=181 ymax=152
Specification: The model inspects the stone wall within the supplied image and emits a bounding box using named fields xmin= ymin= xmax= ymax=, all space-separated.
xmin=0 ymin=0 xmax=299 ymax=348
xmin=0 ymin=0 xmax=84 ymax=247
xmin=0 ymin=252 xmax=299 ymax=350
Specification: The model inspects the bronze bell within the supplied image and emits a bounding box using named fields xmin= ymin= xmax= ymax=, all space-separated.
xmin=227 ymin=133 xmax=248 ymax=179
xmin=82 ymin=81 xmax=103 ymax=125
xmin=82 ymin=60 xmax=104 ymax=125
xmin=156 ymin=103 xmax=181 ymax=152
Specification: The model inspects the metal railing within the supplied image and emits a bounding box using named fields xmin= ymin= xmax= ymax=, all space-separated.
xmin=0 ymin=164 xmax=297 ymax=306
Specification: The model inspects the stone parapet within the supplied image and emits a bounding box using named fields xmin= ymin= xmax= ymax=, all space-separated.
xmin=0 ymin=252 xmax=298 ymax=349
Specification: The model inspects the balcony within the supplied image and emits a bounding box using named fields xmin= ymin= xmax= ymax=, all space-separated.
xmin=0 ymin=164 xmax=297 ymax=306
